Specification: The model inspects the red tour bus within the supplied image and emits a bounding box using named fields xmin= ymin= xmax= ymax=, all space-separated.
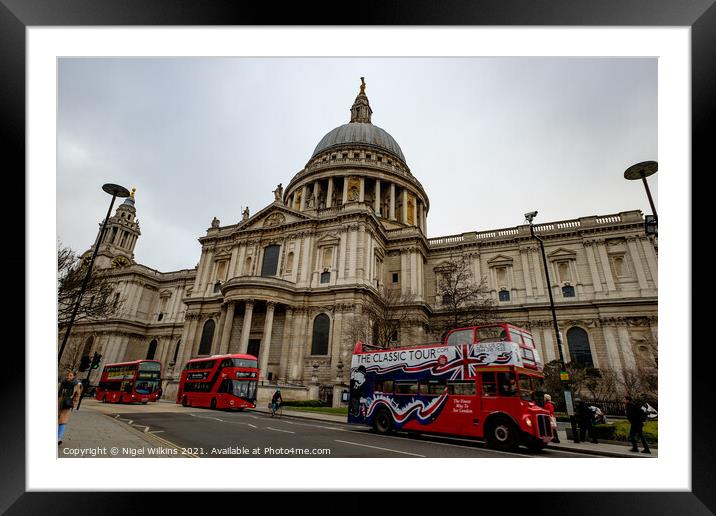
xmin=177 ymin=353 xmax=259 ymax=410
xmin=348 ymin=323 xmax=554 ymax=451
xmin=96 ymin=360 xmax=162 ymax=404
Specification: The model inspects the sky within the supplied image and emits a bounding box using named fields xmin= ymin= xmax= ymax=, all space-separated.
xmin=57 ymin=57 xmax=657 ymax=272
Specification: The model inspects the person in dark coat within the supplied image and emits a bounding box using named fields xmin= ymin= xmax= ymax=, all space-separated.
xmin=58 ymin=370 xmax=82 ymax=446
xmin=624 ymin=395 xmax=651 ymax=454
xmin=576 ymin=398 xmax=598 ymax=444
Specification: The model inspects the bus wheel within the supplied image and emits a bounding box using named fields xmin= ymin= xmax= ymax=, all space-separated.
xmin=486 ymin=416 xmax=519 ymax=452
xmin=181 ymin=396 xmax=188 ymax=407
xmin=210 ymin=398 xmax=217 ymax=410
xmin=373 ymin=407 xmax=394 ymax=435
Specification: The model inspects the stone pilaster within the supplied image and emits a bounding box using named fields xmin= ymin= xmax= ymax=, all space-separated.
xmin=626 ymin=236 xmax=649 ymax=290
xmin=259 ymin=302 xmax=276 ymax=379
xmin=219 ymin=301 xmax=235 ymax=354
xmin=239 ymin=300 xmax=254 ymax=354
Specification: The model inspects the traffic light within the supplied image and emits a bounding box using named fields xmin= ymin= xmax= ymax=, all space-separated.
xmin=79 ymin=355 xmax=91 ymax=372
xmin=90 ymin=352 xmax=102 ymax=370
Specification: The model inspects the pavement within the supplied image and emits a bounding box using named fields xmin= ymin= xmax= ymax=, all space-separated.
xmin=58 ymin=405 xmax=189 ymax=458
xmin=58 ymin=400 xmax=656 ymax=459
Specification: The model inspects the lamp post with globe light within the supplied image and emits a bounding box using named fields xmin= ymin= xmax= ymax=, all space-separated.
xmin=524 ymin=210 xmax=580 ymax=443
xmin=624 ymin=161 xmax=658 ymax=235
xmin=58 ymin=183 xmax=131 ymax=364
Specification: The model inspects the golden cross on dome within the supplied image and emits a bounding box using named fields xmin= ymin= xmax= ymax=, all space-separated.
xmin=130 ymin=187 xmax=136 ymax=198
xmin=359 ymin=77 xmax=366 ymax=94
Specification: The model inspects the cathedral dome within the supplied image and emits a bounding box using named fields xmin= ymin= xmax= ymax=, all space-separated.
xmin=311 ymin=122 xmax=406 ymax=163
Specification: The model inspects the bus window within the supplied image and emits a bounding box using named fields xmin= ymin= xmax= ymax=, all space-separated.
xmin=447 ymin=380 xmax=476 ymax=395
xmin=497 ymin=372 xmax=518 ymax=397
xmin=476 ymin=326 xmax=503 ymax=343
xmin=509 ymin=329 xmax=523 ymax=344
xmin=481 ymin=372 xmax=497 ymax=396
xmin=522 ymin=333 xmax=535 ymax=348
xmin=419 ymin=379 xmax=446 ymax=395
xmin=395 ymin=381 xmax=418 ymax=395
xmin=446 ymin=329 xmax=474 ymax=346
xmin=518 ymin=375 xmax=534 ymax=401
xmin=376 ymin=379 xmax=394 ymax=393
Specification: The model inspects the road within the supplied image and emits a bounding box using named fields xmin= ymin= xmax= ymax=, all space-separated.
xmin=85 ymin=399 xmax=600 ymax=458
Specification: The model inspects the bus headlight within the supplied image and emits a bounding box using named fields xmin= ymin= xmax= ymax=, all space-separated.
xmin=524 ymin=417 xmax=532 ymax=427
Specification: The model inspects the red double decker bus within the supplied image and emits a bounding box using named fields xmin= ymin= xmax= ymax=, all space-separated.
xmin=348 ymin=323 xmax=554 ymax=451
xmin=96 ymin=360 xmax=162 ymax=404
xmin=177 ymin=354 xmax=259 ymax=410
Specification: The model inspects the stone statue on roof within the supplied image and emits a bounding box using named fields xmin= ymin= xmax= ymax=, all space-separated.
xmin=273 ymin=183 xmax=284 ymax=203
xmin=242 ymin=207 xmax=250 ymax=220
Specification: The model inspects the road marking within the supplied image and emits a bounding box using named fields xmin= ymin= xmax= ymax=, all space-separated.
xmin=248 ymin=424 xmax=257 ymax=429
xmin=267 ymin=427 xmax=295 ymax=434
xmin=149 ymin=430 xmax=165 ymax=434
xmin=334 ymin=439 xmax=426 ymax=457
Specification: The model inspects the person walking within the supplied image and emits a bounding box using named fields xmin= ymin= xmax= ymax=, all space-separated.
xmin=576 ymin=398 xmax=598 ymax=444
xmin=270 ymin=388 xmax=283 ymax=417
xmin=624 ymin=395 xmax=651 ymax=454
xmin=58 ymin=370 xmax=82 ymax=446
xmin=543 ymin=394 xmax=560 ymax=443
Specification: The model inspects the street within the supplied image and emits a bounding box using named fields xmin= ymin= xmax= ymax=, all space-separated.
xmin=77 ymin=399 xmax=609 ymax=458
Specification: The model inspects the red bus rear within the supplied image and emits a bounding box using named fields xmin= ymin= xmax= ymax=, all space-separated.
xmin=96 ymin=360 xmax=162 ymax=404
xmin=177 ymin=354 xmax=259 ymax=410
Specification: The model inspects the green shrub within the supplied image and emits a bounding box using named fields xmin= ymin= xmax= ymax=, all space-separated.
xmin=281 ymin=400 xmax=324 ymax=407
xmin=590 ymin=421 xmax=658 ymax=444
xmin=592 ymin=424 xmax=616 ymax=441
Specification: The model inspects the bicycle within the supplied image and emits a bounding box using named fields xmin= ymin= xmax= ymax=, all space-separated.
xmin=270 ymin=401 xmax=282 ymax=418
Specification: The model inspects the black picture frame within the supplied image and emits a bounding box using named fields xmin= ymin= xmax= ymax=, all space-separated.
xmin=4 ymin=0 xmax=709 ymax=513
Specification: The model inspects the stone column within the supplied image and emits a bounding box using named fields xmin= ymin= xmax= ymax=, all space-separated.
xmin=259 ymin=302 xmax=276 ymax=379
xmin=291 ymin=309 xmax=308 ymax=381
xmin=596 ymin=240 xmax=616 ymax=292
xmin=219 ymin=301 xmax=235 ymax=354
xmin=412 ymin=198 xmax=418 ymax=227
xmin=602 ymin=323 xmax=624 ymax=374
xmin=326 ymin=178 xmax=334 ymax=208
xmin=389 ymin=183 xmax=396 ymax=220
xmin=313 ymin=181 xmax=320 ymax=208
xmin=342 ymin=177 xmax=349 ymax=204
xmin=359 ymin=177 xmax=365 ymax=203
xmin=584 ymin=241 xmax=603 ymax=292
xmin=239 ymin=300 xmax=254 ymax=354
xmin=228 ymin=247 xmax=239 ymax=280
xmin=402 ymin=188 xmax=408 ymax=224
xmin=520 ymin=248 xmax=533 ymax=297
xmin=641 ymin=237 xmax=658 ymax=287
xmin=300 ymin=185 xmax=307 ymax=211
xmin=374 ymin=179 xmax=381 ymax=214
xmin=531 ymin=250 xmax=545 ymax=297
xmin=627 ymin=236 xmax=649 ymax=290
xmin=213 ymin=306 xmax=227 ymax=355
xmin=278 ymin=307 xmax=294 ymax=381
xmin=540 ymin=326 xmax=557 ymax=363
xmin=178 ymin=317 xmax=200 ymax=372
xmin=617 ymin=321 xmax=636 ymax=370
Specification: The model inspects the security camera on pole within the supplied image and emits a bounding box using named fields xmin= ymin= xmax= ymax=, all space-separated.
xmin=524 ymin=210 xmax=580 ymax=443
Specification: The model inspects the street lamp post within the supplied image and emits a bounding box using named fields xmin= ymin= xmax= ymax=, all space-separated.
xmin=624 ymin=161 xmax=658 ymax=235
xmin=525 ymin=211 xmax=580 ymax=443
xmin=58 ymin=183 xmax=130 ymax=364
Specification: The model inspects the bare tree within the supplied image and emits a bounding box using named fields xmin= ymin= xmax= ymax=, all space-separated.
xmin=430 ymin=253 xmax=496 ymax=339
xmin=345 ymin=287 xmax=418 ymax=349
xmin=57 ymin=241 xmax=123 ymax=329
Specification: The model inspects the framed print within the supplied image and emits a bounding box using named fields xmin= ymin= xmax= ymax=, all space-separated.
xmin=4 ymin=0 xmax=711 ymax=513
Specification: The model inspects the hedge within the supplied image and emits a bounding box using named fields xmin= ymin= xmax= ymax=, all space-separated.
xmin=593 ymin=421 xmax=658 ymax=444
xmin=281 ymin=400 xmax=325 ymax=407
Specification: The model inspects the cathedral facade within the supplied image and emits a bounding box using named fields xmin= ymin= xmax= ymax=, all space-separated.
xmin=63 ymin=82 xmax=658 ymax=404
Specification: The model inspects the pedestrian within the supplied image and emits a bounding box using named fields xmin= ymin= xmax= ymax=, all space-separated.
xmin=576 ymin=398 xmax=598 ymax=444
xmin=543 ymin=394 xmax=560 ymax=443
xmin=624 ymin=395 xmax=651 ymax=454
xmin=57 ymin=370 xmax=82 ymax=446
xmin=271 ymin=388 xmax=283 ymax=417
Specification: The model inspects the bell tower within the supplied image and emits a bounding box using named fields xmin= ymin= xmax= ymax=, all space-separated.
xmin=87 ymin=187 xmax=142 ymax=269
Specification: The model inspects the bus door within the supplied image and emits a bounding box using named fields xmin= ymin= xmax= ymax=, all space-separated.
xmin=444 ymin=379 xmax=479 ymax=435
xmin=478 ymin=370 xmax=520 ymax=430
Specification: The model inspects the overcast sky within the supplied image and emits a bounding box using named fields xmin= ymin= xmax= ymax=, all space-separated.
xmin=58 ymin=57 xmax=657 ymax=272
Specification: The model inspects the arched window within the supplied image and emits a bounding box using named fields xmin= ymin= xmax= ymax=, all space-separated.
xmin=147 ymin=339 xmax=158 ymax=360
xmin=311 ymin=314 xmax=330 ymax=355
xmin=172 ymin=340 xmax=181 ymax=363
xmin=261 ymin=245 xmax=280 ymax=276
xmin=197 ymin=319 xmax=216 ymax=356
xmin=567 ymin=327 xmax=594 ymax=367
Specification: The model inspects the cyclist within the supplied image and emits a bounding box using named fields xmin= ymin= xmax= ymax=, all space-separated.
xmin=271 ymin=388 xmax=283 ymax=417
